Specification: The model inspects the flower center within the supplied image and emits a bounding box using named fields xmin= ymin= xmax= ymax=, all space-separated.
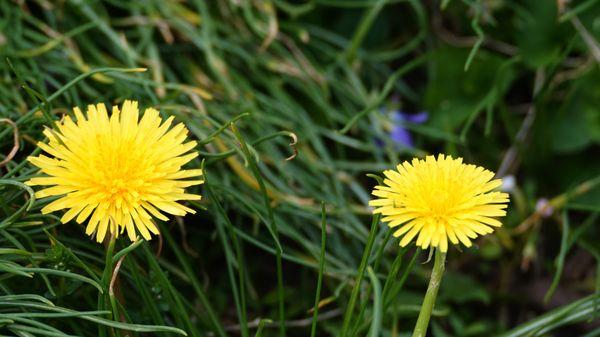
xmin=427 ymin=187 xmax=456 ymax=218
xmin=108 ymin=178 xmax=126 ymax=194
xmin=91 ymin=142 xmax=148 ymax=204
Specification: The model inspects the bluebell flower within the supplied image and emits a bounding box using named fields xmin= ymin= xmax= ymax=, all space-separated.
xmin=388 ymin=111 xmax=428 ymax=148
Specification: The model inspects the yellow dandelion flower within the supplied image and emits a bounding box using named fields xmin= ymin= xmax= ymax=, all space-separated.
xmin=369 ymin=154 xmax=509 ymax=252
xmin=26 ymin=100 xmax=203 ymax=243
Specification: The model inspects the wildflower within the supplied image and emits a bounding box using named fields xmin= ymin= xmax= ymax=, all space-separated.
xmin=389 ymin=111 xmax=428 ymax=148
xmin=369 ymin=154 xmax=509 ymax=252
xmin=26 ymin=100 xmax=203 ymax=243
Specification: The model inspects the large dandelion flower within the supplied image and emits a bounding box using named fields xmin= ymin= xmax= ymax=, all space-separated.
xmin=26 ymin=100 xmax=203 ymax=243
xmin=369 ymin=154 xmax=509 ymax=252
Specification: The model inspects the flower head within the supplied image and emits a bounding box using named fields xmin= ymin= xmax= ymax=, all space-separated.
xmin=369 ymin=154 xmax=509 ymax=252
xmin=26 ymin=100 xmax=203 ymax=243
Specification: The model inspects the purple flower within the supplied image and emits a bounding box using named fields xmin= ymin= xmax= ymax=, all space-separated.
xmin=389 ymin=111 xmax=428 ymax=148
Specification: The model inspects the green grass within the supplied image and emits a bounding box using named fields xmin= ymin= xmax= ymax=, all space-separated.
xmin=0 ymin=0 xmax=600 ymax=336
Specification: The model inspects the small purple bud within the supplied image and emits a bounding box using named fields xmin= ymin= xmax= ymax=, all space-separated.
xmin=390 ymin=126 xmax=414 ymax=148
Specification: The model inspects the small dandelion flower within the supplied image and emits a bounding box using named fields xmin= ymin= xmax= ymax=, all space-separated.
xmin=26 ymin=100 xmax=203 ymax=243
xmin=369 ymin=154 xmax=509 ymax=252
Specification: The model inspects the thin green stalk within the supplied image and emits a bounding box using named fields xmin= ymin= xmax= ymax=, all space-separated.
xmin=109 ymin=286 xmax=122 ymax=337
xmin=340 ymin=213 xmax=381 ymax=337
xmin=99 ymin=234 xmax=117 ymax=337
xmin=412 ymin=249 xmax=446 ymax=337
xmin=106 ymin=239 xmax=143 ymax=337
xmin=310 ymin=203 xmax=328 ymax=337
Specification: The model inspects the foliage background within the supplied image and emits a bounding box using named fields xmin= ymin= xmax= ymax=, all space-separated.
xmin=0 ymin=0 xmax=599 ymax=336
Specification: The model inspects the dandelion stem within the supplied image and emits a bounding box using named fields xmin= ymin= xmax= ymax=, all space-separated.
xmin=412 ymin=249 xmax=446 ymax=337
xmin=99 ymin=234 xmax=117 ymax=337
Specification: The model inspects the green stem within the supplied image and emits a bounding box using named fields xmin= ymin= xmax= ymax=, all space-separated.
xmin=99 ymin=234 xmax=117 ymax=337
xmin=412 ymin=249 xmax=446 ymax=337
